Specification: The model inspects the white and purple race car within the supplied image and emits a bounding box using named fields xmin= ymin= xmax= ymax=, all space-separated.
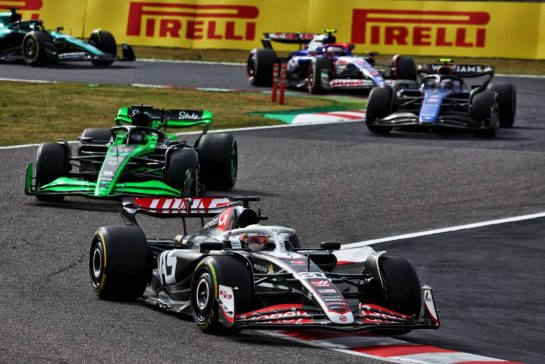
xmin=247 ymin=30 xmax=417 ymax=94
xmin=89 ymin=196 xmax=439 ymax=335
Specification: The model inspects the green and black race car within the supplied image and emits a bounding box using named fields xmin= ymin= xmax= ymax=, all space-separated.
xmin=25 ymin=105 xmax=238 ymax=202
xmin=0 ymin=9 xmax=134 ymax=66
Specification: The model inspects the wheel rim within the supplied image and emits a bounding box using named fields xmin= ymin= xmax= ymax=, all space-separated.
xmin=90 ymin=241 xmax=103 ymax=288
xmin=247 ymin=56 xmax=256 ymax=82
xmin=307 ymin=64 xmax=314 ymax=91
xmin=196 ymin=277 xmax=210 ymax=311
xmin=24 ymin=37 xmax=37 ymax=60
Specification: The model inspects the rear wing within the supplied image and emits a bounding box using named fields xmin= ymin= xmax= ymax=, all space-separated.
xmin=120 ymin=196 xmax=260 ymax=225
xmin=418 ymin=63 xmax=495 ymax=78
xmin=115 ymin=105 xmax=213 ymax=131
xmin=261 ymin=32 xmax=318 ymax=48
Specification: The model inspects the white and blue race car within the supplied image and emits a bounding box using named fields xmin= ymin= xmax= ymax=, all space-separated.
xmin=365 ymin=60 xmax=517 ymax=137
xmin=247 ymin=30 xmax=417 ymax=94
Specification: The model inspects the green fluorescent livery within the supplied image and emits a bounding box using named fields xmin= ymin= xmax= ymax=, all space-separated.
xmin=25 ymin=105 xmax=238 ymax=202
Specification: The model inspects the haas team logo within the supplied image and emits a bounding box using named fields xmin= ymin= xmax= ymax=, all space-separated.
xmin=127 ymin=2 xmax=259 ymax=40
xmin=0 ymin=0 xmax=42 ymax=19
xmin=351 ymin=9 xmax=490 ymax=48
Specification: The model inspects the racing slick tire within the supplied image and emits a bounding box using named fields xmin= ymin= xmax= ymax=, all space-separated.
xmin=247 ymin=48 xmax=277 ymax=86
xmin=369 ymin=255 xmax=422 ymax=335
xmin=197 ymin=133 xmax=237 ymax=190
xmin=366 ymin=87 xmax=393 ymax=134
xmin=35 ymin=142 xmax=70 ymax=202
xmin=90 ymin=225 xmax=151 ymax=300
xmin=471 ymin=90 xmax=498 ymax=138
xmin=22 ymin=31 xmax=51 ymax=66
xmin=191 ymin=255 xmax=254 ymax=334
xmin=393 ymin=56 xmax=417 ymax=81
xmin=167 ymin=148 xmax=199 ymax=196
xmin=78 ymin=128 xmax=111 ymax=173
xmin=488 ymin=83 xmax=516 ymax=128
xmin=89 ymin=30 xmax=117 ymax=66
xmin=307 ymin=57 xmax=332 ymax=94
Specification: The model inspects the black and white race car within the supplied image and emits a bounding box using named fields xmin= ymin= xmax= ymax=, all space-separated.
xmin=90 ymin=197 xmax=439 ymax=334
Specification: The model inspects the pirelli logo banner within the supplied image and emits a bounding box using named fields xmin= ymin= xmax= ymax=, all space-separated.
xmin=4 ymin=0 xmax=544 ymax=59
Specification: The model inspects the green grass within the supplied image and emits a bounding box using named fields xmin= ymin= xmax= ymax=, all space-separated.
xmin=133 ymin=46 xmax=545 ymax=75
xmin=0 ymin=81 xmax=361 ymax=146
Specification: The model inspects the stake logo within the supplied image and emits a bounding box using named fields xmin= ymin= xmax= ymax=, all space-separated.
xmin=0 ymin=0 xmax=42 ymax=19
xmin=127 ymin=1 xmax=259 ymax=41
xmin=351 ymin=9 xmax=490 ymax=48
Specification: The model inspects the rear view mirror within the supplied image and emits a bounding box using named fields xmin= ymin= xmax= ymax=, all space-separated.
xmin=320 ymin=241 xmax=341 ymax=251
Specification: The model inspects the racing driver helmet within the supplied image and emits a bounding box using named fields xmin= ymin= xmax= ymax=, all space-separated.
xmin=240 ymin=233 xmax=272 ymax=252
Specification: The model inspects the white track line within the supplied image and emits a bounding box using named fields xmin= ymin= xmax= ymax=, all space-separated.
xmin=0 ymin=120 xmax=360 ymax=151
xmin=343 ymin=210 xmax=545 ymax=249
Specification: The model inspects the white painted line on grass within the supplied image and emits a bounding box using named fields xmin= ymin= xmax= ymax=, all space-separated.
xmin=342 ymin=210 xmax=545 ymax=249
xmin=0 ymin=77 xmax=58 ymax=84
xmin=139 ymin=58 xmax=244 ymax=66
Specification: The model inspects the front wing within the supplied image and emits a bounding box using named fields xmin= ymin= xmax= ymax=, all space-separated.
xmin=25 ymin=163 xmax=181 ymax=198
xmin=219 ymin=287 xmax=440 ymax=332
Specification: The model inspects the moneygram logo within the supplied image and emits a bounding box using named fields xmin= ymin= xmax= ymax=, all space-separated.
xmin=0 ymin=0 xmax=42 ymax=19
xmin=351 ymin=9 xmax=490 ymax=48
xmin=127 ymin=2 xmax=259 ymax=41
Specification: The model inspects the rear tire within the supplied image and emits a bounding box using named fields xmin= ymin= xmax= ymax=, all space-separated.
xmin=247 ymin=48 xmax=277 ymax=86
xmin=393 ymin=56 xmax=417 ymax=81
xmin=166 ymin=148 xmax=199 ymax=196
xmin=471 ymin=90 xmax=498 ymax=138
xmin=307 ymin=57 xmax=331 ymax=94
xmin=89 ymin=30 xmax=117 ymax=66
xmin=191 ymin=256 xmax=253 ymax=333
xmin=488 ymin=83 xmax=516 ymax=128
xmin=35 ymin=143 xmax=69 ymax=202
xmin=89 ymin=225 xmax=150 ymax=300
xmin=366 ymin=87 xmax=393 ymax=134
xmin=22 ymin=31 xmax=50 ymax=66
xmin=198 ymin=134 xmax=237 ymax=190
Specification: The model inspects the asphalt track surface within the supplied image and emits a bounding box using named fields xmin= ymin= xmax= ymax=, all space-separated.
xmin=1 ymin=61 xmax=545 ymax=363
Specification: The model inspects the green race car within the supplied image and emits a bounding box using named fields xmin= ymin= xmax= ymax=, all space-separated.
xmin=25 ymin=105 xmax=238 ymax=202
xmin=0 ymin=9 xmax=134 ymax=66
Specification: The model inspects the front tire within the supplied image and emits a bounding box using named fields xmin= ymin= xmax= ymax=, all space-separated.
xmin=247 ymin=48 xmax=277 ymax=86
xmin=191 ymin=256 xmax=253 ymax=333
xmin=471 ymin=90 xmax=498 ymax=137
xmin=166 ymin=148 xmax=199 ymax=196
xmin=488 ymin=83 xmax=516 ymax=128
xmin=198 ymin=134 xmax=237 ymax=190
xmin=89 ymin=225 xmax=150 ymax=300
xmin=307 ymin=57 xmax=331 ymax=94
xmin=35 ymin=142 xmax=70 ymax=202
xmin=22 ymin=31 xmax=50 ymax=66
xmin=366 ymin=87 xmax=393 ymax=134
xmin=89 ymin=30 xmax=117 ymax=66
xmin=78 ymin=128 xmax=111 ymax=173
xmin=367 ymin=255 xmax=422 ymax=335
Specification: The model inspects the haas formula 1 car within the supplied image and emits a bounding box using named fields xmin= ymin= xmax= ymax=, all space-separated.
xmin=25 ymin=105 xmax=237 ymax=202
xmin=365 ymin=59 xmax=516 ymax=137
xmin=0 ymin=9 xmax=134 ymax=66
xmin=247 ymin=30 xmax=417 ymax=94
xmin=89 ymin=196 xmax=439 ymax=334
